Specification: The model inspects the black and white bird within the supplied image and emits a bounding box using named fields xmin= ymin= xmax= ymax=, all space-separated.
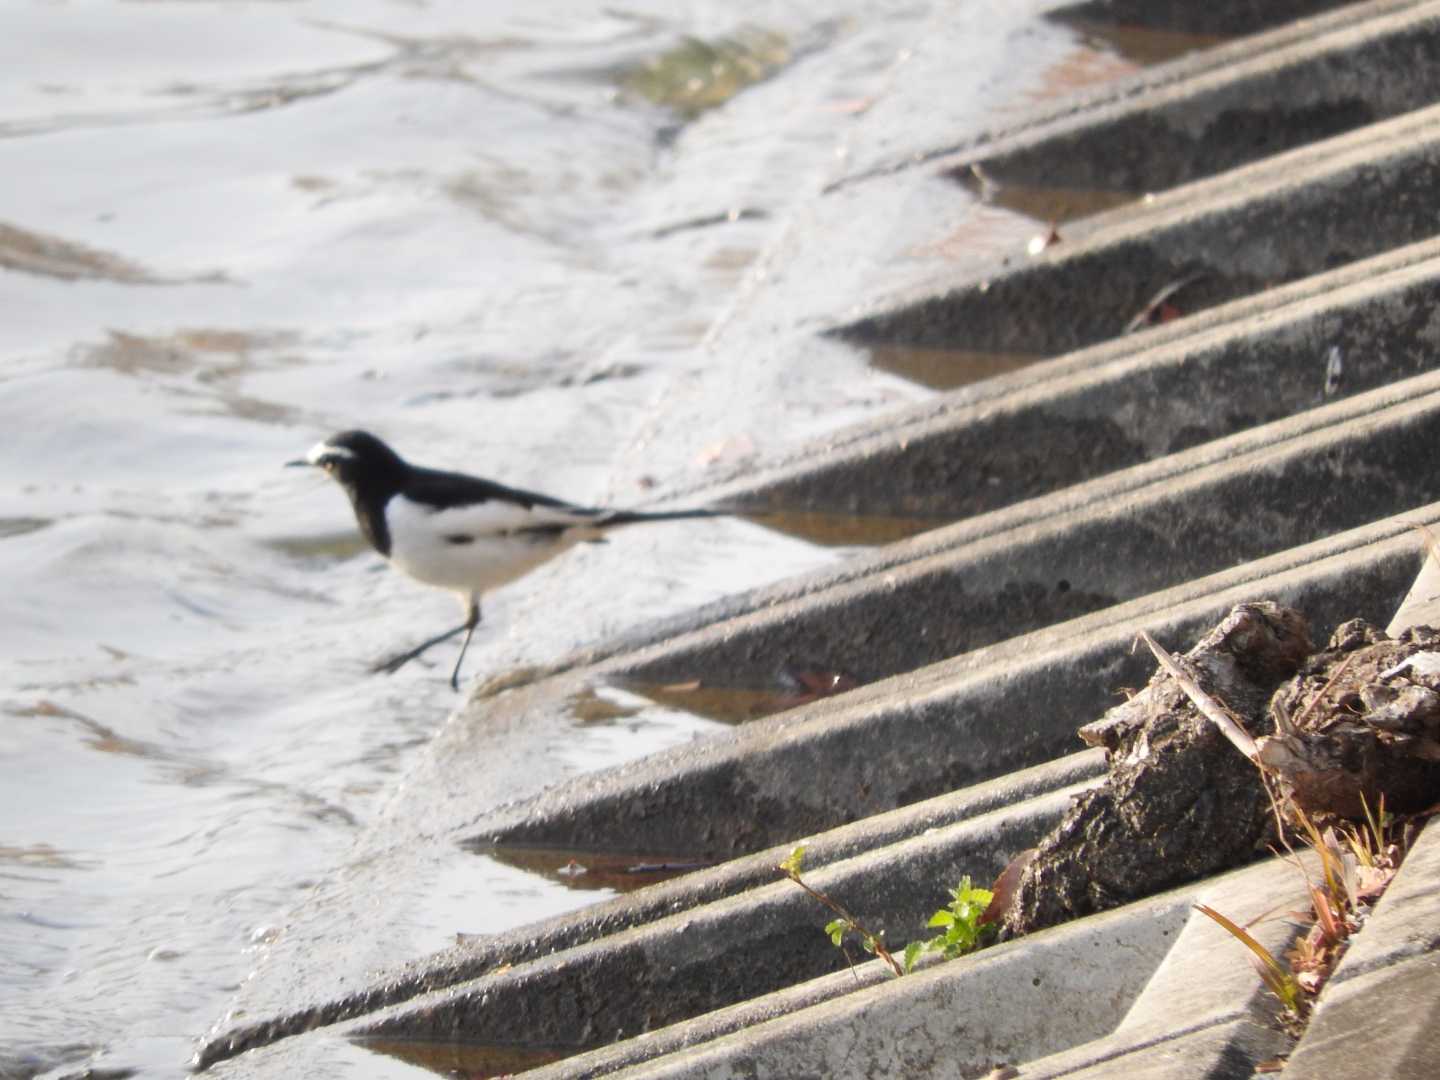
xmin=289 ymin=430 xmax=720 ymax=689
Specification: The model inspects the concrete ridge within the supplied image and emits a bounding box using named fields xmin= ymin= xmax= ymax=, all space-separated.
xmin=827 ymin=0 xmax=1432 ymax=190
xmin=842 ymin=100 xmax=1440 ymax=356
xmin=967 ymin=0 xmax=1440 ymax=195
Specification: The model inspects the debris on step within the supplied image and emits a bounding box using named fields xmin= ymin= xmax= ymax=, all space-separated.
xmin=1259 ymin=619 xmax=1440 ymax=819
xmin=998 ymin=602 xmax=1313 ymax=938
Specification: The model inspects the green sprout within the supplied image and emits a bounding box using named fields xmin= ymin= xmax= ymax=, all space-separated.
xmin=903 ymin=876 xmax=995 ymax=972
xmin=778 ymin=846 xmax=903 ymax=977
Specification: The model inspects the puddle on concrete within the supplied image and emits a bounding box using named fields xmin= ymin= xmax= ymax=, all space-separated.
xmin=1047 ymin=15 xmax=1226 ymax=67
xmin=866 ymin=341 xmax=1047 ymax=391
xmin=555 ymin=685 xmax=725 ymax=737
xmin=617 ymin=669 xmax=859 ymax=724
xmin=448 ymin=676 xmax=864 ymax=949
xmin=477 ymin=844 xmax=715 ymax=894
xmin=610 ymin=678 xmax=783 ymax=723
xmin=356 ymin=1037 xmax=567 ymax=1080
xmin=412 ymin=846 xmax=620 ymax=955
xmin=565 ymin=684 xmax=644 ymax=725
xmin=739 ymin=508 xmax=944 ymax=547
xmin=949 ymin=164 xmax=1142 ymax=224
xmin=948 ymin=13 xmax=1227 ymax=226
xmin=497 ymin=667 xmax=855 ymax=737
xmin=550 ymin=684 xmax=731 ymax=772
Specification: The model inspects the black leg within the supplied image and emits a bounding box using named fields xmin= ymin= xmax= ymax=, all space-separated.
xmin=369 ymin=624 xmax=466 ymax=676
xmin=449 ymin=598 xmax=482 ymax=691
xmin=371 ymin=598 xmax=481 ymax=681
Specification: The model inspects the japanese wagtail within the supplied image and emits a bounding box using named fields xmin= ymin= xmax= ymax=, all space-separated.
xmin=289 ymin=429 xmax=721 ymax=689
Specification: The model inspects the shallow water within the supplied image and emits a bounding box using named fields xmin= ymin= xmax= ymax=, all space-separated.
xmin=0 ymin=2 xmax=1155 ymax=1076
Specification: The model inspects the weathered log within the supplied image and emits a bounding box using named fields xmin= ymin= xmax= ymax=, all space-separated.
xmin=1001 ymin=603 xmax=1311 ymax=938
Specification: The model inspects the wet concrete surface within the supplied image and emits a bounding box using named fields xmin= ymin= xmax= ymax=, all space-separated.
xmin=185 ymin=2 xmax=1440 ymax=1078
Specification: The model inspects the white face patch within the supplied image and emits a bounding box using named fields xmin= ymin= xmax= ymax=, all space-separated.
xmin=307 ymin=441 xmax=355 ymax=465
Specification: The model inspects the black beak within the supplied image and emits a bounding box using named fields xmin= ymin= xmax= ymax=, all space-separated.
xmin=285 ymin=459 xmax=312 ymax=468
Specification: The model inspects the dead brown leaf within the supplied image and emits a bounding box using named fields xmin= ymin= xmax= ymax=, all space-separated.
xmin=982 ymin=848 xmax=1037 ymax=926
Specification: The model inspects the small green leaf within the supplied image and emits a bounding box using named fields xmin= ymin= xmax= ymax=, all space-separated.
xmin=778 ymin=846 xmax=806 ymax=876
xmin=927 ymin=910 xmax=955 ymax=928
xmin=902 ymin=941 xmax=924 ymax=973
xmin=950 ymin=877 xmax=993 ymax=907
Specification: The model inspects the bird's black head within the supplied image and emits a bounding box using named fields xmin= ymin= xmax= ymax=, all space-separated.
xmin=288 ymin=430 xmax=409 ymax=495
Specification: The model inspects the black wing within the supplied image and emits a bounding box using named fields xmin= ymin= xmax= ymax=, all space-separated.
xmin=404 ymin=465 xmax=602 ymax=519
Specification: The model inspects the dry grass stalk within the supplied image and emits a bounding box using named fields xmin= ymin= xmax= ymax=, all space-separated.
xmin=1137 ymin=630 xmax=1259 ymax=759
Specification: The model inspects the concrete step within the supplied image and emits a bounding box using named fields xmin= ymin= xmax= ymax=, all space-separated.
xmin=474 ymin=506 xmax=1435 ymax=858
xmin=844 ymin=100 xmax=1440 ymax=357
xmin=615 ymin=371 xmax=1440 ymax=697
xmin=976 ymin=0 xmax=1440 ymax=199
xmin=354 ymin=785 xmax=1089 ymax=1059
xmin=197 ymin=2 xmax=1440 ymax=1075
xmin=834 ymin=0 xmax=1430 ymax=192
xmin=694 ymin=237 xmax=1440 ymax=522
xmin=195 ymin=504 xmax=1437 ymax=1073
xmin=546 ymin=854 xmax=1314 ymax=1079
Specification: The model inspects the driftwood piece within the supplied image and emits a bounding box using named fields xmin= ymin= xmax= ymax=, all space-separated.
xmin=1258 ymin=620 xmax=1440 ymax=818
xmin=1001 ymin=603 xmax=1313 ymax=938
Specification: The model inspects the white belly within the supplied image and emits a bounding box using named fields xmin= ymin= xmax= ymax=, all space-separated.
xmin=385 ymin=493 xmax=594 ymax=595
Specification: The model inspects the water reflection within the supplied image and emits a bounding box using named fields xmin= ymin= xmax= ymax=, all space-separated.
xmin=617 ymin=666 xmax=860 ymax=723
xmin=609 ymin=677 xmax=780 ymax=723
xmin=1049 ymin=16 xmax=1225 ymax=66
xmin=476 ymin=845 xmax=713 ymax=895
xmin=412 ymin=847 xmax=612 ymax=951
xmin=11 ymin=699 xmax=165 ymax=760
xmin=359 ymin=1036 xmax=567 ymax=1080
xmin=263 ymin=529 xmax=370 ymax=562
xmin=948 ymin=164 xmax=1141 ymax=225
xmin=865 ymin=340 xmax=1046 ymax=391
xmin=740 ymin=507 xmax=943 ymax=547
xmin=548 ymin=683 xmax=728 ymax=773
